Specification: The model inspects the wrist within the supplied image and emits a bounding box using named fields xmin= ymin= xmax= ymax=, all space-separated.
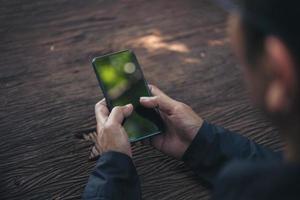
xmin=178 ymin=120 xmax=204 ymax=159
xmin=185 ymin=119 xmax=204 ymax=146
xmin=181 ymin=120 xmax=210 ymax=161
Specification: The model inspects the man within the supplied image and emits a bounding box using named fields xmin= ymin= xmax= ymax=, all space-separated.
xmin=83 ymin=0 xmax=300 ymax=199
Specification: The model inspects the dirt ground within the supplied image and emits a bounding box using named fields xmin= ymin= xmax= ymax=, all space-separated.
xmin=0 ymin=0 xmax=283 ymax=199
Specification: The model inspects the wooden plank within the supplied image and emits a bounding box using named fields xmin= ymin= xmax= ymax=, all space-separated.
xmin=0 ymin=0 xmax=283 ymax=199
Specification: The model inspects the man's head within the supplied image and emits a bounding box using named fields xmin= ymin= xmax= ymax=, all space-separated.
xmin=228 ymin=0 xmax=300 ymax=129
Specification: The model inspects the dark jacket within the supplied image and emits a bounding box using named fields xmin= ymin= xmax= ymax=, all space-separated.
xmin=83 ymin=121 xmax=300 ymax=200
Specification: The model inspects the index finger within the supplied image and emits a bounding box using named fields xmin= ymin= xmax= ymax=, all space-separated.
xmin=95 ymin=99 xmax=109 ymax=124
xmin=148 ymin=84 xmax=172 ymax=99
xmin=148 ymin=84 xmax=163 ymax=96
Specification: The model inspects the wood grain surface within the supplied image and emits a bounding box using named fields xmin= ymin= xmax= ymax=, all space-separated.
xmin=0 ymin=0 xmax=284 ymax=199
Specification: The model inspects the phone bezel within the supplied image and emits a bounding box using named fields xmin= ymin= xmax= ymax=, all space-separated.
xmin=92 ymin=49 xmax=162 ymax=142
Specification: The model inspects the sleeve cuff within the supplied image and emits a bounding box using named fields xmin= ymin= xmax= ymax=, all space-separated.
xmin=181 ymin=121 xmax=214 ymax=168
xmin=182 ymin=121 xmax=209 ymax=163
xmin=83 ymin=151 xmax=140 ymax=199
xmin=181 ymin=121 xmax=222 ymax=186
xmin=95 ymin=151 xmax=136 ymax=176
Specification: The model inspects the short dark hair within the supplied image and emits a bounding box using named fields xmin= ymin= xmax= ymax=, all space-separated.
xmin=240 ymin=0 xmax=300 ymax=66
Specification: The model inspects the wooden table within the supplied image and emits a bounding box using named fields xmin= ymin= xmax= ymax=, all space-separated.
xmin=0 ymin=0 xmax=283 ymax=199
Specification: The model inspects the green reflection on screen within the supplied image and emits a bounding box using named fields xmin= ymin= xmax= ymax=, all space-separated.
xmin=93 ymin=50 xmax=163 ymax=141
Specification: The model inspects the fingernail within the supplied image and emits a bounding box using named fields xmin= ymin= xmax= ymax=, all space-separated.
xmin=126 ymin=104 xmax=133 ymax=109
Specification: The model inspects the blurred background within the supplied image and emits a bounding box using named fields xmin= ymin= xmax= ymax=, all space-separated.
xmin=0 ymin=0 xmax=283 ymax=199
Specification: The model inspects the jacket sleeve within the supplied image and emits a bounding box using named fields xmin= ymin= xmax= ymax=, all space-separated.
xmin=83 ymin=151 xmax=142 ymax=200
xmin=182 ymin=121 xmax=282 ymax=186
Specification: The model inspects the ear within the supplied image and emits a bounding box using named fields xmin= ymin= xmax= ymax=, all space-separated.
xmin=264 ymin=36 xmax=296 ymax=113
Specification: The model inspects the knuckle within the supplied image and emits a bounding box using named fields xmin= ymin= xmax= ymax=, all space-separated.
xmin=155 ymin=95 xmax=160 ymax=100
xmin=95 ymin=101 xmax=102 ymax=108
xmin=96 ymin=122 xmax=104 ymax=130
xmin=98 ymin=105 xmax=106 ymax=113
xmin=95 ymin=103 xmax=99 ymax=110
xmin=112 ymin=106 xmax=122 ymax=112
xmin=174 ymin=102 xmax=187 ymax=112
xmin=103 ymin=122 xmax=116 ymax=131
xmin=151 ymin=85 xmax=159 ymax=94
xmin=151 ymin=85 xmax=158 ymax=91
xmin=103 ymin=123 xmax=112 ymax=131
xmin=95 ymin=103 xmax=103 ymax=112
xmin=181 ymin=102 xmax=190 ymax=109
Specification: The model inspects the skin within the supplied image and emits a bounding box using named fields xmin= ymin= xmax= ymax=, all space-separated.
xmin=90 ymin=100 xmax=134 ymax=158
xmin=90 ymin=13 xmax=300 ymax=163
xmin=91 ymin=85 xmax=203 ymax=159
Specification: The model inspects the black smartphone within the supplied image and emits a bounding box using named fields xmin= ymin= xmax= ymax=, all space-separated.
xmin=92 ymin=50 xmax=165 ymax=142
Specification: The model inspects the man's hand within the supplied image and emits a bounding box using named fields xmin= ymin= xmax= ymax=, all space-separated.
xmin=140 ymin=85 xmax=204 ymax=159
xmin=89 ymin=99 xmax=133 ymax=159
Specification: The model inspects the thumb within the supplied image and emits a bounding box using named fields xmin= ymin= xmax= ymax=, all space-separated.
xmin=123 ymin=104 xmax=134 ymax=117
xmin=108 ymin=104 xmax=133 ymax=124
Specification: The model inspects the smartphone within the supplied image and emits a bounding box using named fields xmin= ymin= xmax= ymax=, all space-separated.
xmin=92 ymin=50 xmax=165 ymax=142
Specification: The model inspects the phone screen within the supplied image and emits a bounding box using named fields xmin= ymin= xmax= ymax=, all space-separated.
xmin=92 ymin=50 xmax=164 ymax=142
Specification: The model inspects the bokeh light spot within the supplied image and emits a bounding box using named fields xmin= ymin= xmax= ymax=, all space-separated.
xmin=124 ymin=62 xmax=136 ymax=74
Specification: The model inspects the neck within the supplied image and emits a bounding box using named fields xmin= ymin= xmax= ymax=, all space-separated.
xmin=285 ymin=140 xmax=300 ymax=163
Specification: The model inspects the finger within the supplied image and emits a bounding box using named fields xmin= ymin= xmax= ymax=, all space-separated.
xmin=95 ymin=99 xmax=109 ymax=124
xmin=89 ymin=152 xmax=99 ymax=161
xmin=107 ymin=104 xmax=133 ymax=124
xmin=140 ymin=96 xmax=175 ymax=114
xmin=141 ymin=138 xmax=151 ymax=145
xmin=82 ymin=131 xmax=97 ymax=142
xmin=148 ymin=84 xmax=167 ymax=97
xmin=141 ymin=85 xmax=176 ymax=114
xmin=90 ymin=131 xmax=98 ymax=142
xmin=150 ymin=134 xmax=164 ymax=150
xmin=89 ymin=145 xmax=101 ymax=160
xmin=89 ymin=150 xmax=95 ymax=160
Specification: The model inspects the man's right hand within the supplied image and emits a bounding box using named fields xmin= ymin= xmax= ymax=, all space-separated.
xmin=140 ymin=85 xmax=204 ymax=159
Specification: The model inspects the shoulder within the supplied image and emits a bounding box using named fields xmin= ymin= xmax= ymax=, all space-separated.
xmin=213 ymin=160 xmax=300 ymax=200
